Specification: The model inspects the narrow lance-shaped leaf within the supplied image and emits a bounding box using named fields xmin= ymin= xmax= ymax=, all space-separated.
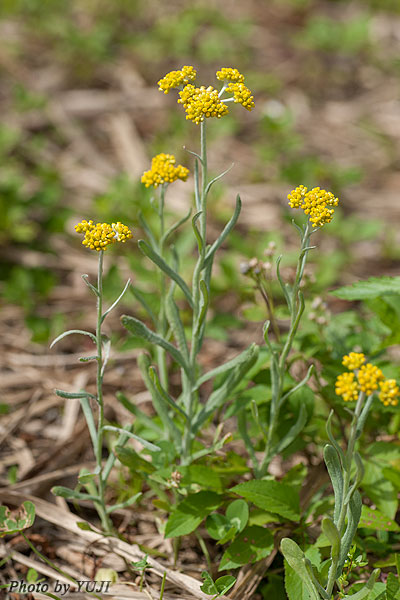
xmin=204 ymin=163 xmax=234 ymax=197
xmin=129 ymin=286 xmax=157 ymax=326
xmin=137 ymin=353 xmax=182 ymax=448
xmin=121 ymin=315 xmax=190 ymax=377
xmin=148 ymin=366 xmax=188 ymax=421
xmin=138 ymin=211 xmax=157 ymax=249
xmin=195 ymin=343 xmax=261 ymax=390
xmin=51 ymin=486 xmax=100 ymax=502
xmin=165 ymin=289 xmax=190 ymax=362
xmin=326 ymin=410 xmax=345 ymax=465
xmin=322 ymin=517 xmax=341 ymax=561
xmin=82 ymin=274 xmax=99 ymax=297
xmin=50 ymin=329 xmax=96 ymax=349
xmin=193 ymin=343 xmax=259 ymax=432
xmin=204 ymin=194 xmax=241 ymax=268
xmin=161 ymin=207 xmax=191 ymax=246
xmin=101 ymin=279 xmax=131 ymax=323
xmin=80 ymin=396 xmax=98 ymax=452
xmin=138 ymin=239 xmax=194 ymax=308
xmin=324 ymin=444 xmax=344 ymax=527
xmin=272 ymin=404 xmax=308 ymax=456
xmin=102 ymin=425 xmax=161 ymax=452
xmin=191 ymin=211 xmax=203 ymax=253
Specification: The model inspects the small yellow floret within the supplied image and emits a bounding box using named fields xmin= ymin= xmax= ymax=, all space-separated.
xmin=141 ymin=153 xmax=189 ymax=188
xmin=335 ymin=372 xmax=359 ymax=402
xmin=288 ymin=185 xmax=339 ymax=228
xmin=342 ymin=352 xmax=366 ymax=371
xmin=75 ymin=220 xmax=133 ymax=251
xmin=216 ymin=67 xmax=245 ymax=83
xmin=178 ymin=84 xmax=229 ymax=125
xmin=158 ymin=66 xmax=197 ymax=94
xmin=357 ymin=363 xmax=384 ymax=395
xmin=379 ymin=379 xmax=399 ymax=407
xmin=226 ymin=82 xmax=255 ymax=111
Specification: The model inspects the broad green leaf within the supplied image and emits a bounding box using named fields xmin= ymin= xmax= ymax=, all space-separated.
xmin=214 ymin=575 xmax=236 ymax=595
xmin=321 ymin=517 xmax=340 ymax=559
xmin=231 ymin=479 xmax=300 ymax=521
xmin=0 ymin=501 xmax=35 ymax=537
xmin=332 ymin=277 xmax=400 ymax=300
xmin=122 ymin=315 xmax=190 ymax=376
xmin=359 ymin=505 xmax=399 ymax=532
xmin=164 ymin=492 xmax=222 ymax=538
xmin=115 ymin=446 xmax=155 ymax=475
xmin=226 ymin=499 xmax=249 ymax=533
xmin=386 ymin=572 xmax=400 ymax=600
xmin=200 ymin=571 xmax=218 ymax=595
xmin=281 ymin=538 xmax=320 ymax=600
xmin=206 ymin=513 xmax=231 ymax=541
xmin=219 ymin=525 xmax=273 ymax=570
xmin=178 ymin=465 xmax=223 ymax=492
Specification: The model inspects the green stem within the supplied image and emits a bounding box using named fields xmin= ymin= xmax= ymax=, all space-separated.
xmin=325 ymin=391 xmax=366 ymax=598
xmin=157 ymin=184 xmax=169 ymax=389
xmin=258 ymin=221 xmax=312 ymax=477
xmin=182 ymin=121 xmax=208 ymax=465
xmin=95 ymin=250 xmax=113 ymax=533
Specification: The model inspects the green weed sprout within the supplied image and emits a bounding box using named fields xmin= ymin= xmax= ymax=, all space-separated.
xmin=121 ymin=66 xmax=258 ymax=466
xmin=241 ymin=185 xmax=340 ymax=477
xmin=51 ymin=220 xmax=159 ymax=533
xmin=281 ymin=352 xmax=399 ymax=598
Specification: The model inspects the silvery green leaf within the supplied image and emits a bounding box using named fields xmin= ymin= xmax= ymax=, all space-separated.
xmin=279 ymin=364 xmax=314 ymax=407
xmin=129 ymin=286 xmax=157 ymax=325
xmin=121 ymin=315 xmax=190 ymax=376
xmin=356 ymin=394 xmax=374 ymax=440
xmin=106 ymin=493 xmax=142 ymax=514
xmin=138 ymin=240 xmax=194 ymax=308
xmin=324 ymin=444 xmax=344 ymax=527
xmin=336 ymin=490 xmax=362 ymax=578
xmin=55 ymin=389 xmax=96 ymax=400
xmin=194 ymin=343 xmax=260 ymax=390
xmin=204 ymin=163 xmax=234 ymax=196
xmin=280 ymin=538 xmax=320 ymax=600
xmin=80 ymin=396 xmax=98 ymax=450
xmin=161 ymin=208 xmax=191 ymax=246
xmin=81 ymin=274 xmax=99 ymax=296
xmin=101 ymin=279 xmax=131 ymax=323
xmin=138 ymin=211 xmax=157 ymax=249
xmin=51 ymin=486 xmax=100 ymax=502
xmin=204 ymin=194 xmax=241 ymax=268
xmin=191 ymin=211 xmax=203 ymax=252
xmin=165 ymin=291 xmax=189 ymax=361
xmin=102 ymin=425 xmax=160 ymax=452
xmin=50 ymin=329 xmax=96 ymax=348
xmin=326 ymin=410 xmax=345 ymax=465
xmin=322 ymin=517 xmax=341 ymax=559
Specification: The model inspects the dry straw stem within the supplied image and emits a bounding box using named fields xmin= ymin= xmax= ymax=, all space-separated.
xmin=0 ymin=490 xmax=229 ymax=600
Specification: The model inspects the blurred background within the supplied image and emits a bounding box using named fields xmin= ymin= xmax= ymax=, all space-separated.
xmin=1 ymin=0 xmax=400 ymax=423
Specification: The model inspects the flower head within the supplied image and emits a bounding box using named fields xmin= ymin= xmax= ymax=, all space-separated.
xmin=178 ymin=85 xmax=229 ymax=125
xmin=288 ymin=186 xmax=339 ymax=227
xmin=357 ymin=363 xmax=384 ymax=395
xmin=157 ymin=66 xmax=197 ymax=94
xmin=226 ymin=82 xmax=255 ymax=111
xmin=335 ymin=372 xmax=359 ymax=402
xmin=342 ymin=352 xmax=366 ymax=371
xmin=75 ymin=220 xmax=133 ymax=251
xmin=379 ymin=379 xmax=399 ymax=407
xmin=141 ymin=153 xmax=189 ymax=188
xmin=216 ymin=67 xmax=245 ymax=83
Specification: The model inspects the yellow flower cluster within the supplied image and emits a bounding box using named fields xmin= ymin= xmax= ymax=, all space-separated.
xmin=216 ymin=67 xmax=245 ymax=83
xmin=75 ymin=220 xmax=133 ymax=251
xmin=379 ymin=379 xmax=399 ymax=407
xmin=335 ymin=353 xmax=398 ymax=406
xmin=158 ymin=66 xmax=255 ymax=124
xmin=335 ymin=372 xmax=359 ymax=403
xmin=357 ymin=363 xmax=384 ymax=394
xmin=157 ymin=66 xmax=197 ymax=94
xmin=287 ymin=186 xmax=339 ymax=228
xmin=226 ymin=82 xmax=255 ymax=111
xmin=342 ymin=352 xmax=366 ymax=370
xmin=141 ymin=153 xmax=189 ymax=188
xmin=178 ymin=85 xmax=229 ymax=125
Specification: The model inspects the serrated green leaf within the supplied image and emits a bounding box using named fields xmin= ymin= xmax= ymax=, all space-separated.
xmin=332 ymin=277 xmax=400 ymax=301
xmin=231 ymin=479 xmax=300 ymax=521
xmin=165 ymin=492 xmax=222 ymax=538
xmin=359 ymin=505 xmax=400 ymax=532
xmin=219 ymin=525 xmax=273 ymax=570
